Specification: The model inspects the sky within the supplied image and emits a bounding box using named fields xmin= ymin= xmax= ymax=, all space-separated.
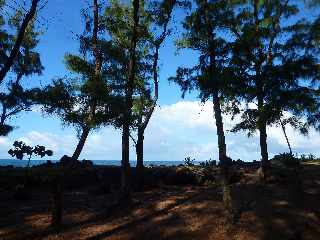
xmin=0 ymin=0 xmax=320 ymax=161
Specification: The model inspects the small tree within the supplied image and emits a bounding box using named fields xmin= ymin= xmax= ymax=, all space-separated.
xmin=170 ymin=0 xmax=235 ymax=220
xmin=131 ymin=0 xmax=179 ymax=189
xmin=36 ymin=0 xmax=123 ymax=161
xmin=8 ymin=140 xmax=53 ymax=167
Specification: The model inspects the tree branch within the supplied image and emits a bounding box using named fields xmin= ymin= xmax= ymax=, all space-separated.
xmin=0 ymin=0 xmax=40 ymax=84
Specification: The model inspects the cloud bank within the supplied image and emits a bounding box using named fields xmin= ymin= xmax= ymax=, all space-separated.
xmin=1 ymin=101 xmax=320 ymax=161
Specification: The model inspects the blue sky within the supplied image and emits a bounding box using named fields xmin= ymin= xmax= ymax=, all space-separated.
xmin=0 ymin=0 xmax=320 ymax=161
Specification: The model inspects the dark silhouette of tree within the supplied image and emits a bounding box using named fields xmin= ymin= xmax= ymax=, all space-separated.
xmin=0 ymin=1 xmax=44 ymax=136
xmin=304 ymin=1 xmax=320 ymax=132
xmin=0 ymin=84 xmax=36 ymax=136
xmin=70 ymin=0 xmax=102 ymax=160
xmin=170 ymin=0 xmax=235 ymax=220
xmin=102 ymin=0 xmax=141 ymax=200
xmin=8 ymin=140 xmax=53 ymax=167
xmin=0 ymin=0 xmax=41 ymax=84
xmin=226 ymin=0 xmax=319 ymax=179
xmin=35 ymin=0 xmax=122 ymax=161
xmin=131 ymin=0 xmax=179 ymax=189
xmin=120 ymin=0 xmax=140 ymax=200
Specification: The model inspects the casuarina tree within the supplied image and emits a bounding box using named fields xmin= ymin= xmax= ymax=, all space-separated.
xmin=170 ymin=0 xmax=235 ymax=220
xmin=226 ymin=0 xmax=319 ymax=179
xmin=131 ymin=0 xmax=182 ymax=189
xmin=36 ymin=0 xmax=122 ymax=161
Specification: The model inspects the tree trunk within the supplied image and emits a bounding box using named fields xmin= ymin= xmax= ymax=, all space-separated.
xmin=51 ymin=176 xmax=63 ymax=227
xmin=121 ymin=123 xmax=131 ymax=199
xmin=280 ymin=119 xmax=292 ymax=154
xmin=71 ymin=0 xmax=101 ymax=162
xmin=0 ymin=104 xmax=6 ymax=136
xmin=135 ymin=127 xmax=144 ymax=189
xmin=0 ymin=104 xmax=6 ymax=125
xmin=257 ymin=96 xmax=269 ymax=180
xmin=120 ymin=0 xmax=140 ymax=200
xmin=213 ymin=95 xmax=233 ymax=216
xmin=0 ymin=0 xmax=40 ymax=84
xmin=201 ymin=0 xmax=233 ymax=220
xmin=72 ymin=127 xmax=90 ymax=161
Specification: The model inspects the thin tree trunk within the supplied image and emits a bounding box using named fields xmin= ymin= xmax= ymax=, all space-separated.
xmin=0 ymin=104 xmax=7 ymax=136
xmin=0 ymin=0 xmax=40 ymax=84
xmin=121 ymin=125 xmax=131 ymax=197
xmin=280 ymin=119 xmax=292 ymax=154
xmin=213 ymin=95 xmax=233 ymax=217
xmin=121 ymin=0 xmax=140 ymax=200
xmin=201 ymin=0 xmax=233 ymax=220
xmin=135 ymin=127 xmax=144 ymax=189
xmin=0 ymin=104 xmax=6 ymax=125
xmin=92 ymin=0 xmax=101 ymax=74
xmin=133 ymin=1 xmax=174 ymax=190
xmin=257 ymin=96 xmax=269 ymax=180
xmin=71 ymin=0 xmax=101 ymax=162
xmin=72 ymin=127 xmax=90 ymax=161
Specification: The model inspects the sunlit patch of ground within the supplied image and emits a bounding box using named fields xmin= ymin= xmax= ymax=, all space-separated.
xmin=1 ymin=164 xmax=320 ymax=240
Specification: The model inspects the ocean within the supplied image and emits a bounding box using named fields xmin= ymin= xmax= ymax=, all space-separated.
xmin=0 ymin=159 xmax=188 ymax=167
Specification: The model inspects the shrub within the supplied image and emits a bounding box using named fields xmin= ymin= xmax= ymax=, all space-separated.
xmin=271 ymin=152 xmax=299 ymax=168
xmin=199 ymin=159 xmax=217 ymax=168
xmin=184 ymin=157 xmax=195 ymax=166
xmin=300 ymin=154 xmax=319 ymax=162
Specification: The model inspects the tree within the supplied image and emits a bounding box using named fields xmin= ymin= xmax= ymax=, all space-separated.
xmin=102 ymin=0 xmax=141 ymax=200
xmin=0 ymin=1 xmax=43 ymax=136
xmin=131 ymin=0 xmax=178 ymax=189
xmin=36 ymin=0 xmax=122 ymax=161
xmin=8 ymin=140 xmax=53 ymax=167
xmin=226 ymin=0 xmax=319 ymax=179
xmin=170 ymin=0 xmax=235 ymax=220
xmin=0 ymin=0 xmax=42 ymax=84
xmin=70 ymin=0 xmax=103 ymax=160
xmin=120 ymin=0 xmax=140 ymax=199
xmin=0 ymin=84 xmax=35 ymax=136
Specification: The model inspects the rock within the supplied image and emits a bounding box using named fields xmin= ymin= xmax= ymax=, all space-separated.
xmin=59 ymin=155 xmax=81 ymax=167
xmin=81 ymin=160 xmax=94 ymax=168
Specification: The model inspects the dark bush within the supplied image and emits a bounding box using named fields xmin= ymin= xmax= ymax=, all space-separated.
xmin=200 ymin=159 xmax=217 ymax=168
xmin=184 ymin=157 xmax=195 ymax=166
xmin=271 ymin=152 xmax=299 ymax=168
xmin=13 ymin=184 xmax=31 ymax=200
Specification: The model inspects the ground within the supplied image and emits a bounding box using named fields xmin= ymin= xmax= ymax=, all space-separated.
xmin=0 ymin=163 xmax=320 ymax=240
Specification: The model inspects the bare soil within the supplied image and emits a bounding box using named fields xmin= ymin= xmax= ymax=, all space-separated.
xmin=1 ymin=163 xmax=320 ymax=240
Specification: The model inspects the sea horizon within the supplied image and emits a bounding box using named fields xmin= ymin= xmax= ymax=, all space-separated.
xmin=0 ymin=159 xmax=201 ymax=167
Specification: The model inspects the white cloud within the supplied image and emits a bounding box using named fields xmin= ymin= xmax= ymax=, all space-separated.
xmin=268 ymin=125 xmax=320 ymax=156
xmin=0 ymin=137 xmax=8 ymax=145
xmin=1 ymin=100 xmax=320 ymax=161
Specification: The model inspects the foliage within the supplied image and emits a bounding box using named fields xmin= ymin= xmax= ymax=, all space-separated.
xmin=199 ymin=159 xmax=217 ymax=168
xmin=271 ymin=152 xmax=299 ymax=168
xmin=226 ymin=0 xmax=319 ymax=136
xmin=8 ymin=140 xmax=53 ymax=161
xmin=0 ymin=83 xmax=38 ymax=136
xmin=184 ymin=156 xmax=195 ymax=166
xmin=300 ymin=153 xmax=319 ymax=162
xmin=170 ymin=0 xmax=233 ymax=101
xmin=35 ymin=2 xmax=125 ymax=139
xmin=0 ymin=1 xmax=43 ymax=135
